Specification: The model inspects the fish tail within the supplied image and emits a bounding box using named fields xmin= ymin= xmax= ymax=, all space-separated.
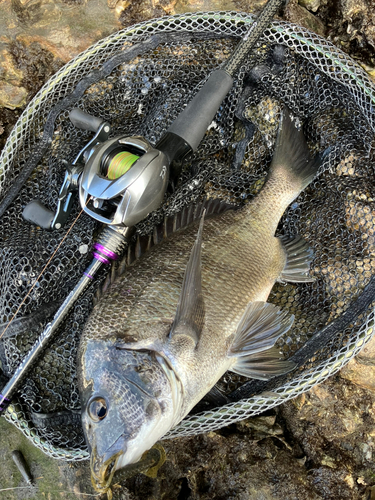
xmin=269 ymin=108 xmax=320 ymax=193
xmin=244 ymin=108 xmax=321 ymax=232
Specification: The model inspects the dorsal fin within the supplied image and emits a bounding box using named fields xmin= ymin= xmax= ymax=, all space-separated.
xmin=93 ymin=199 xmax=235 ymax=304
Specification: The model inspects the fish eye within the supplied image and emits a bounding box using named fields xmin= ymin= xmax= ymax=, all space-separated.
xmin=88 ymin=397 xmax=108 ymax=422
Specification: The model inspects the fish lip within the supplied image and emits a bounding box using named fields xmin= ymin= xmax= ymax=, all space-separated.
xmin=90 ymin=447 xmax=122 ymax=493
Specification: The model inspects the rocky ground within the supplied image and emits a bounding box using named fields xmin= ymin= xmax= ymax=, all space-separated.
xmin=1 ymin=0 xmax=375 ymax=499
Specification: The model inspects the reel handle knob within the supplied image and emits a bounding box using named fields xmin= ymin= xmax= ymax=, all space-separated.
xmin=69 ymin=108 xmax=104 ymax=133
xmin=22 ymin=200 xmax=55 ymax=230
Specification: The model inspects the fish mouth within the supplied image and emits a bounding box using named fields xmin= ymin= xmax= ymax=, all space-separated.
xmin=90 ymin=448 xmax=122 ymax=493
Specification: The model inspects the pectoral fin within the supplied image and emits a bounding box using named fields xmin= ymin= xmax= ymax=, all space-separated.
xmin=228 ymin=302 xmax=295 ymax=380
xmin=279 ymin=234 xmax=315 ymax=283
xmin=169 ymin=211 xmax=206 ymax=344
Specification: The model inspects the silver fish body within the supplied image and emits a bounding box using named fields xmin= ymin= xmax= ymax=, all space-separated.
xmin=77 ymin=109 xmax=320 ymax=492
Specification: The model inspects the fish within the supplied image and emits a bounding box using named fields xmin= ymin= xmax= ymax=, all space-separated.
xmin=77 ymin=108 xmax=320 ymax=492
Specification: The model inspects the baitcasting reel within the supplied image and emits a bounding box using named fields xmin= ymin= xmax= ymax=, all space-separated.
xmin=22 ymin=108 xmax=173 ymax=230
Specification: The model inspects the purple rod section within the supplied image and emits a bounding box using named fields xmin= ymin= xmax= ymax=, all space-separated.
xmin=0 ymin=394 xmax=10 ymax=411
xmin=93 ymin=243 xmax=119 ymax=260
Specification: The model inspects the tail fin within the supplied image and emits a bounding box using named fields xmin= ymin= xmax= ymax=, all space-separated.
xmin=269 ymin=108 xmax=320 ymax=191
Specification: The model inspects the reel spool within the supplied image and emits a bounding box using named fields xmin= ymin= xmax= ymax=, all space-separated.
xmin=105 ymin=151 xmax=139 ymax=180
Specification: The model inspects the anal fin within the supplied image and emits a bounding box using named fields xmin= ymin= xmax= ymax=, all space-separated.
xmin=279 ymin=234 xmax=315 ymax=283
xmin=230 ymin=346 xmax=295 ymax=380
xmin=228 ymin=302 xmax=295 ymax=380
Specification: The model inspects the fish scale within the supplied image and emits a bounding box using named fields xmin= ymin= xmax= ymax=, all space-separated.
xmin=84 ymin=210 xmax=278 ymax=344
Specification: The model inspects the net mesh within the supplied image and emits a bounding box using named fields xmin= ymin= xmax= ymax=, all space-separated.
xmin=0 ymin=11 xmax=374 ymax=460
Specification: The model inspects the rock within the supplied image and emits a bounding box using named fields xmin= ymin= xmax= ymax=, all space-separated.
xmin=280 ymin=376 xmax=375 ymax=498
xmin=322 ymin=0 xmax=375 ymax=67
xmin=359 ymin=62 xmax=375 ymax=81
xmin=0 ymin=40 xmax=27 ymax=109
xmin=341 ymin=359 xmax=375 ymax=392
xmin=118 ymin=0 xmax=168 ymax=27
xmin=341 ymin=335 xmax=375 ymax=391
xmin=357 ymin=335 xmax=375 ymax=363
xmin=0 ymin=0 xmax=122 ymax=66
xmin=0 ymin=107 xmax=20 ymax=151
xmin=299 ymin=0 xmax=321 ymax=13
xmin=0 ymin=80 xmax=27 ymax=109
xmin=0 ymin=42 xmax=24 ymax=84
xmin=8 ymin=36 xmax=64 ymax=98
xmin=284 ymin=0 xmax=326 ymax=36
xmin=232 ymin=0 xmax=268 ymax=13
xmin=174 ymin=0 xmax=268 ymax=15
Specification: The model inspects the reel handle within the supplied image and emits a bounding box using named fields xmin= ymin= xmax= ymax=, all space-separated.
xmin=69 ymin=108 xmax=105 ymax=133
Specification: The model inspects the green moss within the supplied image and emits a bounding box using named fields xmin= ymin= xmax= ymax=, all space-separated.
xmin=0 ymin=417 xmax=89 ymax=499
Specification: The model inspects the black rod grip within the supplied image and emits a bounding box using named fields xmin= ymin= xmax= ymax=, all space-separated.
xmin=69 ymin=108 xmax=104 ymax=132
xmin=168 ymin=69 xmax=233 ymax=152
xmin=155 ymin=132 xmax=191 ymax=165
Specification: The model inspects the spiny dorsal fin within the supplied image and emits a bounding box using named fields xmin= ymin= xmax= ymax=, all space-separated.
xmin=125 ymin=199 xmax=233 ymax=269
xmin=169 ymin=210 xmax=206 ymax=344
xmin=228 ymin=301 xmax=295 ymax=380
xmin=278 ymin=234 xmax=315 ymax=283
xmin=93 ymin=199 xmax=235 ymax=305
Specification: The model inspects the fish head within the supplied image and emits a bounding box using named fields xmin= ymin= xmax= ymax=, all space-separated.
xmin=79 ymin=339 xmax=183 ymax=492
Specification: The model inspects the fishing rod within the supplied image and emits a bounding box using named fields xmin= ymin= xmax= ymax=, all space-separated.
xmin=0 ymin=0 xmax=287 ymax=413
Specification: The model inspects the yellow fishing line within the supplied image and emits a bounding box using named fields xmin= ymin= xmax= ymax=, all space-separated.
xmin=107 ymin=151 xmax=139 ymax=179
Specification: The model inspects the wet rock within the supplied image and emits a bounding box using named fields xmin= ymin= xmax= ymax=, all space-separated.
xmin=11 ymin=0 xmax=62 ymax=29
xmin=299 ymin=0 xmax=321 ymax=13
xmin=360 ymin=61 xmax=375 ymax=81
xmin=175 ymin=0 xmax=238 ymax=14
xmin=0 ymin=41 xmax=27 ymax=109
xmin=284 ymin=0 xmax=326 ymax=36
xmin=8 ymin=37 xmax=63 ymax=99
xmin=321 ymin=0 xmax=375 ymax=67
xmin=0 ymin=80 xmax=27 ymax=109
xmin=0 ymin=107 xmax=20 ymax=151
xmin=113 ymin=427 xmax=322 ymax=500
xmin=232 ymin=0 xmax=268 ymax=13
xmin=0 ymin=0 xmax=122 ymax=66
xmin=175 ymin=0 xmax=269 ymax=15
xmin=0 ymin=42 xmax=24 ymax=84
xmin=0 ymin=0 xmax=131 ymax=109
xmin=118 ymin=0 xmax=171 ymax=27
xmin=280 ymin=376 xmax=375 ymax=498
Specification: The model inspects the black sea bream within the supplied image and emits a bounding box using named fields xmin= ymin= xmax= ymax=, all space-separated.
xmin=77 ymin=109 xmax=320 ymax=491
